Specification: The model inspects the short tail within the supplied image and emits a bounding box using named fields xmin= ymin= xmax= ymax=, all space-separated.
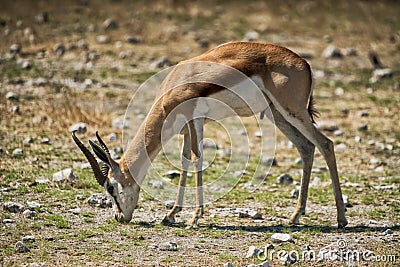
xmin=308 ymin=94 xmax=320 ymax=124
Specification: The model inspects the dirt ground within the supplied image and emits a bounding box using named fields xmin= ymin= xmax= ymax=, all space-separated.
xmin=1 ymin=1 xmax=399 ymax=266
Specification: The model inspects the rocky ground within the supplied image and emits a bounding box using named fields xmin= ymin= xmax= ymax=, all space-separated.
xmin=1 ymin=1 xmax=400 ymax=266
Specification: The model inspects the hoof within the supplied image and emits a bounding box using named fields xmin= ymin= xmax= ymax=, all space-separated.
xmin=162 ymin=216 xmax=175 ymax=226
xmin=338 ymin=219 xmax=348 ymax=228
xmin=289 ymin=215 xmax=300 ymax=225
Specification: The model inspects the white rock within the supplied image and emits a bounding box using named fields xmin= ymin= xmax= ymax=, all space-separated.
xmin=112 ymin=116 xmax=129 ymax=129
xmin=253 ymin=131 xmax=262 ymax=138
xmin=244 ymin=31 xmax=259 ymax=41
xmin=384 ymin=229 xmax=393 ymax=235
xmin=22 ymin=210 xmax=37 ymax=218
xmin=12 ymin=148 xmax=23 ymax=156
xmin=316 ymin=121 xmax=338 ymax=131
xmin=276 ymin=174 xmax=294 ymax=185
xmin=322 ymin=45 xmax=342 ymax=58
xmin=149 ymin=57 xmax=171 ymax=70
xmin=374 ymin=166 xmax=384 ymax=173
xmin=52 ymin=168 xmax=79 ymax=183
xmin=109 ymin=133 xmax=117 ymax=141
xmin=334 ymin=87 xmax=344 ymax=96
xmin=69 ymin=207 xmax=82 ymax=214
xmin=310 ymin=177 xmax=321 ymax=187
xmin=148 ymin=180 xmax=164 ymax=189
xmin=238 ymin=209 xmax=262 ymax=219
xmin=9 ymin=43 xmax=22 ymax=54
xmin=96 ymin=35 xmax=110 ymax=44
xmin=334 ymin=130 xmax=344 ymax=136
xmin=22 ymin=236 xmax=36 ymax=242
xmin=102 ymin=18 xmax=117 ymax=30
xmin=271 ymin=233 xmax=294 ymax=243
xmin=3 ymin=202 xmax=24 ymax=213
xmin=165 ymin=170 xmax=181 ymax=179
xmin=88 ymin=193 xmax=112 ymax=208
xmin=290 ymin=188 xmax=299 ymax=198
xmin=26 ymin=201 xmax=41 ymax=210
xmin=53 ymin=43 xmax=65 ymax=56
xmin=21 ymin=60 xmax=33 ymax=69
xmin=370 ymin=68 xmax=392 ymax=83
xmin=159 ymin=241 xmax=178 ymax=251
xmin=15 ymin=241 xmax=30 ymax=253
xmin=69 ymin=122 xmax=87 ymax=133
xmin=335 ymin=143 xmax=347 ymax=153
xmin=35 ymin=178 xmax=50 ymax=184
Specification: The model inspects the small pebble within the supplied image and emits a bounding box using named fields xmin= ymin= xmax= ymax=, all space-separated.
xmin=96 ymin=35 xmax=110 ymax=44
xmin=334 ymin=87 xmax=344 ymax=96
xmin=53 ymin=168 xmax=79 ymax=183
xmin=102 ymin=18 xmax=118 ymax=30
xmin=334 ymin=130 xmax=344 ymax=136
xmin=271 ymin=233 xmax=294 ymax=243
xmin=15 ymin=241 xmax=30 ymax=253
xmin=159 ymin=241 xmax=178 ymax=251
xmin=335 ymin=143 xmax=347 ymax=153
xmin=276 ymin=174 xmax=294 ymax=185
xmin=290 ymin=188 xmax=299 ymax=198
xmin=3 ymin=202 xmax=24 ymax=213
xmin=12 ymin=148 xmax=23 ymax=156
xmin=263 ymin=157 xmax=278 ymax=166
xmin=22 ymin=236 xmax=36 ymax=243
xmin=358 ymin=124 xmax=368 ymax=131
xmin=23 ymin=210 xmax=37 ymax=218
xmin=76 ymin=194 xmax=86 ymax=200
xmin=11 ymin=105 xmax=20 ymax=113
xmin=358 ymin=110 xmax=369 ymax=117
xmin=148 ymin=180 xmax=164 ymax=189
xmin=69 ymin=122 xmax=87 ymax=133
xmin=244 ymin=31 xmax=259 ymax=41
xmin=109 ymin=133 xmax=117 ymax=141
xmin=384 ymin=229 xmax=393 ymax=235
xmin=165 ymin=170 xmax=181 ymax=179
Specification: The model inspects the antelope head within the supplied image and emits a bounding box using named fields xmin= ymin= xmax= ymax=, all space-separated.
xmin=72 ymin=131 xmax=140 ymax=222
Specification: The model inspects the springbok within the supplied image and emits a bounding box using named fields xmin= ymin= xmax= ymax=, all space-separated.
xmin=72 ymin=42 xmax=348 ymax=228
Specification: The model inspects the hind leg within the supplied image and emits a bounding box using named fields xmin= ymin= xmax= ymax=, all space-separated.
xmin=283 ymin=111 xmax=348 ymax=228
xmin=268 ymin=106 xmax=315 ymax=224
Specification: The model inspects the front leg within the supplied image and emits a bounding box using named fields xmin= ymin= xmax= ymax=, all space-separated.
xmin=162 ymin=132 xmax=191 ymax=225
xmin=186 ymin=118 xmax=204 ymax=229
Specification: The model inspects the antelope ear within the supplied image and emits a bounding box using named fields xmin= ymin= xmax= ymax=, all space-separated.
xmin=89 ymin=140 xmax=119 ymax=170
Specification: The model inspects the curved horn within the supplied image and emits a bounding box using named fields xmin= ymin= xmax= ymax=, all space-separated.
xmin=94 ymin=131 xmax=119 ymax=171
xmin=96 ymin=131 xmax=111 ymax=155
xmin=72 ymin=131 xmax=107 ymax=186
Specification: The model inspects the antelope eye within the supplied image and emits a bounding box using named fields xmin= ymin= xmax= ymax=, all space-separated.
xmin=107 ymin=185 xmax=114 ymax=196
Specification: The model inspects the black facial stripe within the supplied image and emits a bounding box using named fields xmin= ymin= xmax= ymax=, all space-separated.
xmin=106 ymin=184 xmax=122 ymax=212
xmin=113 ymin=196 xmax=122 ymax=212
